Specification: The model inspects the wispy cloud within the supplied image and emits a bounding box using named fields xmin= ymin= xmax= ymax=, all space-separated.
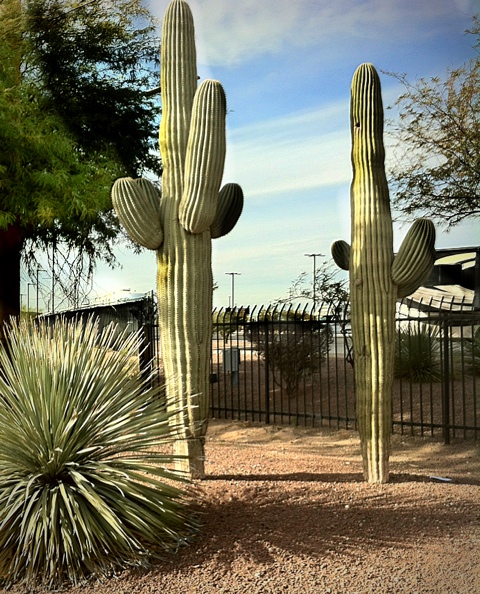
xmin=185 ymin=0 xmax=474 ymax=67
xmin=223 ymin=102 xmax=350 ymax=198
xmin=222 ymin=82 xmax=402 ymax=200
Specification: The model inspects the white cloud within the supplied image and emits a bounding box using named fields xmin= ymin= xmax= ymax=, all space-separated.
xmin=222 ymin=102 xmax=351 ymax=198
xmin=222 ymin=80 xmax=402 ymax=200
xmin=184 ymin=0 xmax=474 ymax=66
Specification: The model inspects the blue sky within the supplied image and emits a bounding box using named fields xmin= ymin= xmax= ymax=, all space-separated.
xmin=91 ymin=0 xmax=479 ymax=308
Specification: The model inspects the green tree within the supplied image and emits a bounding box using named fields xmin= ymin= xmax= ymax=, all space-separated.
xmin=246 ymin=308 xmax=332 ymax=400
xmin=386 ymin=17 xmax=480 ymax=228
xmin=259 ymin=261 xmax=347 ymax=400
xmin=27 ymin=0 xmax=161 ymax=177
xmin=0 ymin=0 xmax=160 ymax=341
xmin=277 ymin=259 xmax=349 ymax=309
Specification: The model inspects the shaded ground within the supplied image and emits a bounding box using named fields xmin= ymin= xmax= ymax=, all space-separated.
xmin=4 ymin=420 xmax=480 ymax=594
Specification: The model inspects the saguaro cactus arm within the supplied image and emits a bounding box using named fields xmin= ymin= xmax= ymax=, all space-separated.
xmin=179 ymin=80 xmax=227 ymax=234
xmin=332 ymin=220 xmax=436 ymax=297
xmin=331 ymin=240 xmax=350 ymax=271
xmin=392 ymin=218 xmax=436 ymax=298
xmin=111 ymin=178 xmax=163 ymax=250
xmin=210 ymin=183 xmax=244 ymax=239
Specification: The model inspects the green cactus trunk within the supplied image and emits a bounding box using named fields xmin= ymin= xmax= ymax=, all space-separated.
xmin=156 ymin=228 xmax=213 ymax=476
xmin=350 ymin=64 xmax=395 ymax=484
xmin=157 ymin=2 xmax=212 ymax=476
xmin=332 ymin=64 xmax=435 ymax=483
xmin=111 ymin=0 xmax=243 ymax=478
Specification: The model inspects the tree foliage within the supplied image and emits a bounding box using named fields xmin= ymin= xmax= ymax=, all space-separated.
xmin=27 ymin=0 xmax=161 ymax=177
xmin=386 ymin=17 xmax=480 ymax=228
xmin=277 ymin=259 xmax=349 ymax=309
xmin=0 ymin=0 xmax=161 ymax=321
xmin=0 ymin=32 xmax=120 ymax=248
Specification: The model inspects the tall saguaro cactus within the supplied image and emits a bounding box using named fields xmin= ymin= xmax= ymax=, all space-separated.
xmin=111 ymin=0 xmax=243 ymax=478
xmin=332 ymin=63 xmax=435 ymax=483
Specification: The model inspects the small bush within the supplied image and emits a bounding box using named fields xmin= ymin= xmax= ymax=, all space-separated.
xmin=0 ymin=318 xmax=197 ymax=588
xmin=395 ymin=324 xmax=442 ymax=382
xmin=454 ymin=326 xmax=480 ymax=377
xmin=248 ymin=318 xmax=332 ymax=399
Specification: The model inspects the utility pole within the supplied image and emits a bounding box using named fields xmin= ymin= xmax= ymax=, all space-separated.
xmin=36 ymin=266 xmax=45 ymax=316
xmin=225 ymin=272 xmax=241 ymax=310
xmin=304 ymin=253 xmax=324 ymax=311
xmin=27 ymin=283 xmax=35 ymax=317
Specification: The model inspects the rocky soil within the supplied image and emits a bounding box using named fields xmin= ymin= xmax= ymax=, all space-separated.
xmin=4 ymin=420 xmax=480 ymax=594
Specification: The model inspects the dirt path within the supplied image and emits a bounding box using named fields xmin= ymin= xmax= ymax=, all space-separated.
xmin=4 ymin=420 xmax=480 ymax=594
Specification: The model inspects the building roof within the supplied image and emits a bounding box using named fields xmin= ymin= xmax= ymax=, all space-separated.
xmin=403 ymin=285 xmax=473 ymax=310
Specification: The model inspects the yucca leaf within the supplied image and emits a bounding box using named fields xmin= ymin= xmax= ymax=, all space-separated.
xmin=0 ymin=317 xmax=198 ymax=588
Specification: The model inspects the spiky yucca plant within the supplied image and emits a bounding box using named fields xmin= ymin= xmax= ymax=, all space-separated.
xmin=0 ymin=318 xmax=197 ymax=588
xmin=395 ymin=324 xmax=441 ymax=382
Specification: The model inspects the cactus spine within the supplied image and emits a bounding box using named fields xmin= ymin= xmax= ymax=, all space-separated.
xmin=111 ymin=0 xmax=243 ymax=478
xmin=332 ymin=64 xmax=435 ymax=483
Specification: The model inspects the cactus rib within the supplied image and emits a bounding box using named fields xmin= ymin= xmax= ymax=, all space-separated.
xmin=332 ymin=63 xmax=435 ymax=483
xmin=111 ymin=0 xmax=243 ymax=478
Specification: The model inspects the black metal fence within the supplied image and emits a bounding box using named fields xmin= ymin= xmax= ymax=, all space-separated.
xmin=209 ymin=298 xmax=479 ymax=442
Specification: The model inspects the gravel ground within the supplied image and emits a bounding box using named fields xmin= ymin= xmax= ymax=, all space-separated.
xmin=3 ymin=420 xmax=479 ymax=594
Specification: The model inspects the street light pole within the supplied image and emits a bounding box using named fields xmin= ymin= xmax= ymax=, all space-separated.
xmin=27 ymin=283 xmax=35 ymax=317
xmin=225 ymin=272 xmax=241 ymax=310
xmin=36 ymin=266 xmax=45 ymax=316
xmin=304 ymin=253 xmax=324 ymax=311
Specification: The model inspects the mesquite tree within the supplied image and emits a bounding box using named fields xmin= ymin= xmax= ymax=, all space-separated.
xmin=332 ymin=63 xmax=436 ymax=484
xmin=112 ymin=0 xmax=243 ymax=478
xmin=386 ymin=16 xmax=480 ymax=228
xmin=0 ymin=0 xmax=161 ymax=340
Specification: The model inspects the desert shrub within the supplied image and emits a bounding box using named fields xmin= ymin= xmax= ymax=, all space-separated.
xmin=247 ymin=315 xmax=332 ymax=398
xmin=394 ymin=323 xmax=442 ymax=382
xmin=453 ymin=325 xmax=480 ymax=376
xmin=0 ymin=317 xmax=197 ymax=588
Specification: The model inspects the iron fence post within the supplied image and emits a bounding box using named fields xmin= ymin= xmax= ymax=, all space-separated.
xmin=264 ymin=318 xmax=270 ymax=425
xmin=442 ymin=316 xmax=450 ymax=445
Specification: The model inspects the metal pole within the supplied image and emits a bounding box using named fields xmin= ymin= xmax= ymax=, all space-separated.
xmin=304 ymin=253 xmax=323 ymax=311
xmin=225 ymin=272 xmax=241 ymax=309
xmin=36 ymin=267 xmax=40 ymax=316
xmin=442 ymin=316 xmax=450 ymax=445
xmin=474 ymin=249 xmax=480 ymax=310
xmin=264 ymin=318 xmax=270 ymax=425
xmin=27 ymin=283 xmax=35 ymax=317
xmin=52 ymin=241 xmax=55 ymax=314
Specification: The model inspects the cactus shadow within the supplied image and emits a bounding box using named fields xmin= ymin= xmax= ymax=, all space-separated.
xmin=137 ymin=471 xmax=477 ymax=583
